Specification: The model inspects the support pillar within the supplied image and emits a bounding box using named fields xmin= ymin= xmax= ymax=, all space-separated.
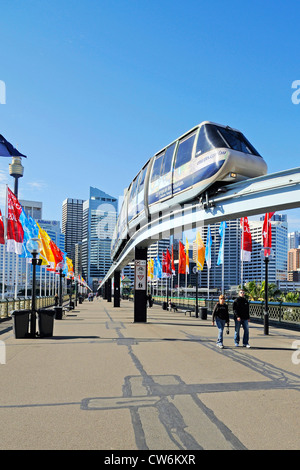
xmin=114 ymin=271 xmax=120 ymax=307
xmin=103 ymin=281 xmax=107 ymax=299
xmin=107 ymin=278 xmax=112 ymax=302
xmin=134 ymin=247 xmax=147 ymax=322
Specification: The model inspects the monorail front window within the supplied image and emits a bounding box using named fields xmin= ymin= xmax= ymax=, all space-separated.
xmin=195 ymin=124 xmax=261 ymax=157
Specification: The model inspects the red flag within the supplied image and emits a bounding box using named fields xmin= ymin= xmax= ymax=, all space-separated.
xmin=6 ymin=187 xmax=24 ymax=254
xmin=171 ymin=245 xmax=175 ymax=275
xmin=178 ymin=241 xmax=186 ymax=274
xmin=240 ymin=217 xmax=252 ymax=261
xmin=49 ymin=240 xmax=64 ymax=269
xmin=162 ymin=249 xmax=172 ymax=277
xmin=262 ymin=212 xmax=275 ymax=256
xmin=0 ymin=209 xmax=4 ymax=244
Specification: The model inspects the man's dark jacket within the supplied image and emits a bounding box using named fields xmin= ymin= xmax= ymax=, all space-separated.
xmin=233 ymin=296 xmax=250 ymax=320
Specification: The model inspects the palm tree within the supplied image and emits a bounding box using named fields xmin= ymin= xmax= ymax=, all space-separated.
xmin=260 ymin=281 xmax=282 ymax=301
xmin=242 ymin=281 xmax=261 ymax=300
xmin=283 ymin=291 xmax=300 ymax=303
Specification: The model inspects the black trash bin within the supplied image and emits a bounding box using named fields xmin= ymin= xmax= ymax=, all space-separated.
xmin=200 ymin=307 xmax=208 ymax=320
xmin=162 ymin=301 xmax=167 ymax=310
xmin=54 ymin=306 xmax=63 ymax=320
xmin=11 ymin=310 xmax=31 ymax=338
xmin=38 ymin=309 xmax=55 ymax=337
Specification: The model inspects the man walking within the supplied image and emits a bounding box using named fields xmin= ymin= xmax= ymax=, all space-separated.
xmin=233 ymin=290 xmax=250 ymax=348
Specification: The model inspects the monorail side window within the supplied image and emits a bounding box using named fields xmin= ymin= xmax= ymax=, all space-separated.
xmin=129 ymin=177 xmax=139 ymax=201
xmin=161 ymin=143 xmax=175 ymax=175
xmin=137 ymin=164 xmax=147 ymax=193
xmin=151 ymin=153 xmax=164 ymax=182
xmin=174 ymin=133 xmax=196 ymax=168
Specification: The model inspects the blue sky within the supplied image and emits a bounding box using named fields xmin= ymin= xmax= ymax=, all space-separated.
xmin=0 ymin=0 xmax=300 ymax=231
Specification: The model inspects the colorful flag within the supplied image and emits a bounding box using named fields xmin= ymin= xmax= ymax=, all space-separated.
xmin=185 ymin=238 xmax=190 ymax=274
xmin=178 ymin=241 xmax=186 ymax=274
xmin=156 ymin=256 xmax=162 ymax=279
xmin=196 ymin=231 xmax=205 ymax=270
xmin=49 ymin=240 xmax=64 ymax=269
xmin=262 ymin=212 xmax=275 ymax=256
xmin=162 ymin=249 xmax=171 ymax=277
xmin=37 ymin=222 xmax=56 ymax=268
xmin=240 ymin=217 xmax=252 ymax=262
xmin=171 ymin=245 xmax=175 ymax=275
xmin=166 ymin=248 xmax=171 ymax=277
xmin=6 ymin=187 xmax=24 ymax=254
xmin=0 ymin=209 xmax=4 ymax=245
xmin=19 ymin=209 xmax=39 ymax=258
xmin=205 ymin=225 xmax=212 ymax=269
xmin=217 ymin=221 xmax=227 ymax=265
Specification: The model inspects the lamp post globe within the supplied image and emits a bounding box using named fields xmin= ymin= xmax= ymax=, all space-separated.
xmin=26 ymin=238 xmax=42 ymax=256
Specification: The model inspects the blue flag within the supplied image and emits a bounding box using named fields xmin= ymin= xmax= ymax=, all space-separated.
xmin=19 ymin=208 xmax=39 ymax=258
xmin=217 ymin=221 xmax=227 ymax=266
xmin=156 ymin=256 xmax=162 ymax=279
xmin=205 ymin=225 xmax=212 ymax=269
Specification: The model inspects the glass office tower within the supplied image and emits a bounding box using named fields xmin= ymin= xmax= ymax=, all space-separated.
xmin=82 ymin=187 xmax=118 ymax=290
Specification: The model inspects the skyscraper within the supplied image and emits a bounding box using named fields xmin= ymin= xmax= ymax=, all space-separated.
xmin=81 ymin=187 xmax=117 ymax=289
xmin=62 ymin=198 xmax=84 ymax=263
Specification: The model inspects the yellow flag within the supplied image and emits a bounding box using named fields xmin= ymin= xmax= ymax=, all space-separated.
xmin=196 ymin=231 xmax=205 ymax=270
xmin=37 ymin=223 xmax=55 ymax=268
xmin=185 ymin=238 xmax=189 ymax=274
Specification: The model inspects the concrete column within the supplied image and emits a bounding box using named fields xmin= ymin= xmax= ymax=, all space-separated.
xmin=134 ymin=247 xmax=147 ymax=322
xmin=107 ymin=278 xmax=112 ymax=302
xmin=114 ymin=271 xmax=120 ymax=307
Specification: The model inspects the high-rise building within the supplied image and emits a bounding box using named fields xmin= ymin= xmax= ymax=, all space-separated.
xmin=288 ymin=231 xmax=300 ymax=250
xmin=20 ymin=199 xmax=42 ymax=219
xmin=62 ymin=198 xmax=84 ymax=263
xmin=288 ymin=248 xmax=300 ymax=271
xmin=242 ymin=216 xmax=288 ymax=284
xmin=82 ymin=187 xmax=117 ymax=289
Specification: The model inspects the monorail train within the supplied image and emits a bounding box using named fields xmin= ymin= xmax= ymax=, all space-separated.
xmin=111 ymin=121 xmax=267 ymax=260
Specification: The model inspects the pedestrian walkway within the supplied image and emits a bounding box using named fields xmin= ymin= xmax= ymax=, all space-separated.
xmin=0 ymin=298 xmax=300 ymax=450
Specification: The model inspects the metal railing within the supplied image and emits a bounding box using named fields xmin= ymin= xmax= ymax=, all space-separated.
xmin=0 ymin=294 xmax=73 ymax=319
xmin=152 ymin=296 xmax=300 ymax=328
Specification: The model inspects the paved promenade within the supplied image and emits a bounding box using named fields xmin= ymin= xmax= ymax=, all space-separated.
xmin=0 ymin=298 xmax=300 ymax=451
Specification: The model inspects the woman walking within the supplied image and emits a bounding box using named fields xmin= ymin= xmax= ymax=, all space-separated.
xmin=212 ymin=295 xmax=229 ymax=349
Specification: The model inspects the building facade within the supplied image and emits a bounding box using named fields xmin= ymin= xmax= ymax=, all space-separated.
xmin=62 ymin=198 xmax=84 ymax=264
xmin=81 ymin=187 xmax=117 ymax=290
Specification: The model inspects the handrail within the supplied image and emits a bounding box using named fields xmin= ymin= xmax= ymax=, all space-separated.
xmin=0 ymin=294 xmax=75 ymax=319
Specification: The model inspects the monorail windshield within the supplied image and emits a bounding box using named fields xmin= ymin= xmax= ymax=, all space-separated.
xmin=195 ymin=124 xmax=261 ymax=157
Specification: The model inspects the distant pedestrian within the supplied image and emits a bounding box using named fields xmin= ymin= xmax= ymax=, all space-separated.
xmin=212 ymin=295 xmax=229 ymax=349
xmin=233 ymin=289 xmax=250 ymax=347
xmin=54 ymin=293 xmax=59 ymax=306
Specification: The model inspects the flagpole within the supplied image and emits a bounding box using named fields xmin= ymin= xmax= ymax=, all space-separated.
xmin=14 ymin=254 xmax=18 ymax=298
xmin=2 ymin=186 xmax=8 ymax=300
xmin=222 ymin=226 xmax=225 ymax=295
xmin=241 ymin=218 xmax=244 ymax=288
xmin=25 ymin=260 xmax=28 ymax=297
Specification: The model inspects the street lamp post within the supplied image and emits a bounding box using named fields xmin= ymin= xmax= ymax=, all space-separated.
xmin=193 ymin=266 xmax=199 ymax=318
xmin=261 ymin=248 xmax=274 ymax=336
xmin=26 ymin=238 xmax=42 ymax=338
xmin=9 ymin=156 xmax=24 ymax=198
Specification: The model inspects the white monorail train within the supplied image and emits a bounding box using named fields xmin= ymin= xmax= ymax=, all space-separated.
xmin=111 ymin=121 xmax=267 ymax=260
